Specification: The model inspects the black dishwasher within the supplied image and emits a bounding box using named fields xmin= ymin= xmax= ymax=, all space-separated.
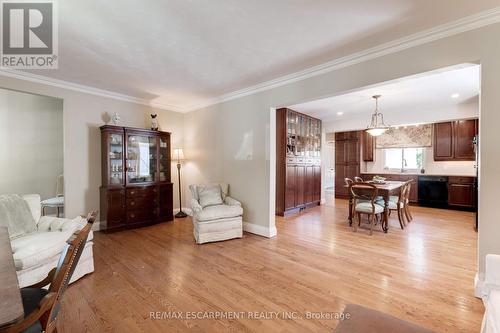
xmin=418 ymin=176 xmax=448 ymax=208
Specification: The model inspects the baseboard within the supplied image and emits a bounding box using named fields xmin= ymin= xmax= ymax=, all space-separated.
xmin=243 ymin=222 xmax=277 ymax=238
xmin=475 ymin=272 xmax=485 ymax=299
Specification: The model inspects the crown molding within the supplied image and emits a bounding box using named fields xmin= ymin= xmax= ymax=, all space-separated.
xmin=0 ymin=68 xmax=187 ymax=112
xmin=1 ymin=6 xmax=499 ymax=114
xmin=184 ymin=6 xmax=500 ymax=112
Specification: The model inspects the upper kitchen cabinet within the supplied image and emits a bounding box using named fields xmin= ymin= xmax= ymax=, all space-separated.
xmin=361 ymin=131 xmax=375 ymax=162
xmin=433 ymin=119 xmax=477 ymax=161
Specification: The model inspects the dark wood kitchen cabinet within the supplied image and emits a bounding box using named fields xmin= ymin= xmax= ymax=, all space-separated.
xmin=362 ymin=131 xmax=375 ymax=162
xmin=448 ymin=176 xmax=475 ymax=208
xmin=276 ymin=108 xmax=322 ymax=216
xmin=100 ymin=125 xmax=173 ymax=231
xmin=335 ymin=131 xmax=361 ymax=198
xmin=434 ymin=119 xmax=478 ymax=161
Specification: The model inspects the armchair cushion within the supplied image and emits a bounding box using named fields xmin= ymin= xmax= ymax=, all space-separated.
xmin=37 ymin=215 xmax=87 ymax=233
xmin=193 ymin=204 xmax=243 ymax=222
xmin=355 ymin=202 xmax=384 ymax=214
xmin=0 ymin=194 xmax=37 ymax=239
xmin=198 ymin=184 xmax=223 ymax=208
xmin=190 ymin=198 xmax=203 ymax=214
xmin=11 ymin=230 xmax=74 ymax=270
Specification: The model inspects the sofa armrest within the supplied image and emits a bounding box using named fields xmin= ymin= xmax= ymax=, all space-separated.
xmin=37 ymin=215 xmax=87 ymax=233
xmin=224 ymin=196 xmax=241 ymax=207
xmin=486 ymin=254 xmax=500 ymax=288
xmin=190 ymin=199 xmax=203 ymax=214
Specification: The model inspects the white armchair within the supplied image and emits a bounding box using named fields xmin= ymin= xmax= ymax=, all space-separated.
xmin=1 ymin=194 xmax=94 ymax=288
xmin=189 ymin=183 xmax=243 ymax=244
xmin=482 ymin=254 xmax=500 ymax=333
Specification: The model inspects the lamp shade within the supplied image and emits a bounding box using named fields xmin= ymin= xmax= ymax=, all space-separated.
xmin=172 ymin=148 xmax=185 ymax=161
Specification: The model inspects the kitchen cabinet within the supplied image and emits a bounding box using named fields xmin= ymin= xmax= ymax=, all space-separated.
xmin=362 ymin=131 xmax=375 ymax=162
xmin=448 ymin=176 xmax=475 ymax=208
xmin=335 ymin=131 xmax=361 ymax=198
xmin=276 ymin=108 xmax=322 ymax=216
xmin=434 ymin=119 xmax=478 ymax=161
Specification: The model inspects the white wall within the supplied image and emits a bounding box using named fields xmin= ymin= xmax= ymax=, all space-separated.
xmin=1 ymin=21 xmax=500 ymax=279
xmin=145 ymin=108 xmax=186 ymax=211
xmin=326 ymin=99 xmax=478 ymax=187
xmin=0 ymin=78 xmax=184 ymax=221
xmin=183 ymin=23 xmax=500 ymax=277
xmin=0 ymin=89 xmax=63 ymax=200
xmin=323 ymin=100 xmax=478 ymax=133
xmin=364 ymin=147 xmax=476 ymax=176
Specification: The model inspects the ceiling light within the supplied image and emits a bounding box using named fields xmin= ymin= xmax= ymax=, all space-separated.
xmin=366 ymin=95 xmax=390 ymax=137
xmin=337 ymin=111 xmax=343 ymax=116
xmin=451 ymin=93 xmax=460 ymax=99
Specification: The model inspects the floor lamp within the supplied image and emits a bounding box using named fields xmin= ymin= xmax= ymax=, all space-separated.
xmin=172 ymin=148 xmax=187 ymax=218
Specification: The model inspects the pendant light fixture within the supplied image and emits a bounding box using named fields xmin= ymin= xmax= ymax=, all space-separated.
xmin=366 ymin=94 xmax=390 ymax=136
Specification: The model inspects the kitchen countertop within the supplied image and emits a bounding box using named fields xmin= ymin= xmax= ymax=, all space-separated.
xmin=361 ymin=172 xmax=476 ymax=178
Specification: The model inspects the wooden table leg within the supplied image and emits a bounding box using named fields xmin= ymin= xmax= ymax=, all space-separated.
xmin=383 ymin=194 xmax=389 ymax=233
xmin=348 ymin=195 xmax=353 ymax=226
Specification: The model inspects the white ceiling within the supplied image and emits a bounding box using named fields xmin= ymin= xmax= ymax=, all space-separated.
xmin=289 ymin=64 xmax=480 ymax=123
xmin=23 ymin=0 xmax=499 ymax=111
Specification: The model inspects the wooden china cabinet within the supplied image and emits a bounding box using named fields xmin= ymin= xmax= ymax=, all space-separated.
xmin=276 ymin=108 xmax=322 ymax=216
xmin=100 ymin=125 xmax=173 ymax=231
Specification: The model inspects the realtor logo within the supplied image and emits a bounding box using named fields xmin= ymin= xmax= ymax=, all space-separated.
xmin=1 ymin=0 xmax=58 ymax=69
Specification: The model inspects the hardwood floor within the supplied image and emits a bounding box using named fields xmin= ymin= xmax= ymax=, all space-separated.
xmin=59 ymin=200 xmax=482 ymax=332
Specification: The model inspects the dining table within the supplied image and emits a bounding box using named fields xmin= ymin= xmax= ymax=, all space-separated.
xmin=346 ymin=181 xmax=406 ymax=233
xmin=0 ymin=227 xmax=24 ymax=328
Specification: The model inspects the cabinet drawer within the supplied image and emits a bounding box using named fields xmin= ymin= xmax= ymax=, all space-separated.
xmin=127 ymin=196 xmax=157 ymax=209
xmin=127 ymin=208 xmax=157 ymax=224
xmin=127 ymin=186 xmax=157 ymax=198
xmin=449 ymin=176 xmax=475 ymax=184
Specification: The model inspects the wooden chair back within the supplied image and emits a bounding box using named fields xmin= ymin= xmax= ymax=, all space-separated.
xmin=344 ymin=178 xmax=353 ymax=186
xmin=397 ymin=180 xmax=413 ymax=205
xmin=404 ymin=180 xmax=413 ymax=203
xmin=44 ymin=211 xmax=97 ymax=332
xmin=354 ymin=176 xmax=364 ymax=183
xmin=350 ymin=183 xmax=379 ymax=206
xmin=1 ymin=211 xmax=97 ymax=333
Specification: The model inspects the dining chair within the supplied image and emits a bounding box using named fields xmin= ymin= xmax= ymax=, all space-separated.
xmin=376 ymin=180 xmax=411 ymax=230
xmin=403 ymin=180 xmax=414 ymax=223
xmin=350 ymin=183 xmax=384 ymax=235
xmin=354 ymin=176 xmax=364 ymax=183
xmin=0 ymin=211 xmax=97 ymax=333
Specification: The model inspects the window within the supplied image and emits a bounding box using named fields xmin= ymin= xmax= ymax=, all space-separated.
xmin=384 ymin=148 xmax=424 ymax=172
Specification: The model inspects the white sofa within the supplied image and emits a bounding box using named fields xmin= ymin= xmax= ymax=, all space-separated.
xmin=190 ymin=183 xmax=243 ymax=244
xmin=482 ymin=254 xmax=500 ymax=333
xmin=4 ymin=194 xmax=94 ymax=288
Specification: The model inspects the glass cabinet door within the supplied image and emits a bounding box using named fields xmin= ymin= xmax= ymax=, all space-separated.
xmin=159 ymin=136 xmax=169 ymax=182
xmin=108 ymin=133 xmax=124 ymax=185
xmin=126 ymin=134 xmax=157 ymax=184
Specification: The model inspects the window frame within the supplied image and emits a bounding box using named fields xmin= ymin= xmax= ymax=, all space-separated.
xmin=383 ymin=148 xmax=424 ymax=173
